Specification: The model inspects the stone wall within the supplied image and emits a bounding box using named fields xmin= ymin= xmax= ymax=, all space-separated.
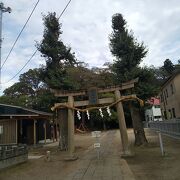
xmin=0 ymin=144 xmax=28 ymax=169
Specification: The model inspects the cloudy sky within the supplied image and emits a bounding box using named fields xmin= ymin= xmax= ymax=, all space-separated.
xmin=1 ymin=0 xmax=180 ymax=93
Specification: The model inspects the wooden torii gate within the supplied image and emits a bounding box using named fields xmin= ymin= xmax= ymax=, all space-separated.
xmin=51 ymin=78 xmax=141 ymax=158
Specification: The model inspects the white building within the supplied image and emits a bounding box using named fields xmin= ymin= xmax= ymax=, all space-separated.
xmin=145 ymin=97 xmax=162 ymax=122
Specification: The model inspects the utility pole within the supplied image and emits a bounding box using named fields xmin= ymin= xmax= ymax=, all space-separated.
xmin=0 ymin=2 xmax=11 ymax=88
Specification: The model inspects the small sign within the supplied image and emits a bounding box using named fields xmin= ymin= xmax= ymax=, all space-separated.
xmin=88 ymin=88 xmax=98 ymax=105
xmin=94 ymin=143 xmax=101 ymax=148
xmin=91 ymin=131 xmax=101 ymax=138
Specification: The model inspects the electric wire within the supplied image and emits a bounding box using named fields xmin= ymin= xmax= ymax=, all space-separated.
xmin=1 ymin=0 xmax=72 ymax=85
xmin=2 ymin=50 xmax=38 ymax=84
xmin=58 ymin=0 xmax=72 ymax=20
xmin=0 ymin=0 xmax=40 ymax=70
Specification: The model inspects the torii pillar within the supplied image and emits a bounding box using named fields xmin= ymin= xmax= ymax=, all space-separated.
xmin=115 ymin=90 xmax=131 ymax=156
xmin=66 ymin=95 xmax=77 ymax=160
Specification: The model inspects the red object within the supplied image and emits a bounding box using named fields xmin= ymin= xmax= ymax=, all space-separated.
xmin=147 ymin=97 xmax=160 ymax=105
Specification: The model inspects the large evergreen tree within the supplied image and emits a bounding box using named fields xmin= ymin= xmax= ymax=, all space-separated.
xmin=110 ymin=14 xmax=148 ymax=83
xmin=109 ymin=13 xmax=151 ymax=145
xmin=37 ymin=12 xmax=77 ymax=89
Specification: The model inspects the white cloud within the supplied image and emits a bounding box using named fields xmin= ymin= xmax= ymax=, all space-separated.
xmin=1 ymin=0 xmax=180 ymax=94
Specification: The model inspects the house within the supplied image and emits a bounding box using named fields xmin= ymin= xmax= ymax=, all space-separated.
xmin=0 ymin=104 xmax=53 ymax=145
xmin=145 ymin=97 xmax=162 ymax=122
xmin=159 ymin=71 xmax=180 ymax=120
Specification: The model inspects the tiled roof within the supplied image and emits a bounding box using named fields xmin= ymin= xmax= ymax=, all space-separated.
xmin=0 ymin=103 xmax=52 ymax=117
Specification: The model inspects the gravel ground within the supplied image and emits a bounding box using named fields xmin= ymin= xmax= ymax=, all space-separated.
xmin=126 ymin=128 xmax=180 ymax=180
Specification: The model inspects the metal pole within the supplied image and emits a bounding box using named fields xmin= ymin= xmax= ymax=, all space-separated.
xmin=0 ymin=2 xmax=11 ymax=88
xmin=158 ymin=131 xmax=164 ymax=156
xmin=0 ymin=4 xmax=3 ymax=87
xmin=97 ymin=136 xmax=100 ymax=159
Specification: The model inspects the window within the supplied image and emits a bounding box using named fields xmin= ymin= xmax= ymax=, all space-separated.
xmin=172 ymin=108 xmax=176 ymax=118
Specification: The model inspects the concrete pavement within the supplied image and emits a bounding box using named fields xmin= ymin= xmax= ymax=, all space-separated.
xmin=64 ymin=130 xmax=135 ymax=180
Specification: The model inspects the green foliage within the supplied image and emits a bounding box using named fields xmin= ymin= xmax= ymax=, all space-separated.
xmin=153 ymin=66 xmax=168 ymax=81
xmin=37 ymin=12 xmax=77 ymax=89
xmin=91 ymin=67 xmax=115 ymax=88
xmin=153 ymin=59 xmax=180 ymax=85
xmin=3 ymin=82 xmax=32 ymax=98
xmin=109 ymin=13 xmax=148 ymax=83
xmin=19 ymin=68 xmax=43 ymax=91
xmin=31 ymin=89 xmax=56 ymax=112
xmin=111 ymin=13 xmax=126 ymax=33
xmin=66 ymin=65 xmax=96 ymax=90
xmin=109 ymin=13 xmax=159 ymax=100
xmin=65 ymin=65 xmax=114 ymax=91
xmin=89 ymin=108 xmax=118 ymax=130
xmin=1 ymin=68 xmax=56 ymax=112
xmin=163 ymin=59 xmax=175 ymax=75
xmin=4 ymin=68 xmax=43 ymax=97
xmin=134 ymin=67 xmax=160 ymax=100
xmin=0 ymin=95 xmax=14 ymax=105
xmin=0 ymin=94 xmax=30 ymax=107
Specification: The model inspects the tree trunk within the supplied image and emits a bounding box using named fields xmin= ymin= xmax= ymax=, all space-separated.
xmin=130 ymin=103 xmax=148 ymax=146
xmin=102 ymin=118 xmax=106 ymax=130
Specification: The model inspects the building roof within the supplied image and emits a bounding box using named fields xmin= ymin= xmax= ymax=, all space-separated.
xmin=0 ymin=103 xmax=52 ymax=118
xmin=161 ymin=70 xmax=180 ymax=89
xmin=147 ymin=97 xmax=160 ymax=105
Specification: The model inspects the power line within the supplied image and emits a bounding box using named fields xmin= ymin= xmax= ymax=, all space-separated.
xmin=1 ymin=0 xmax=72 ymax=85
xmin=58 ymin=0 xmax=72 ymax=19
xmin=2 ymin=50 xmax=38 ymax=84
xmin=0 ymin=0 xmax=40 ymax=70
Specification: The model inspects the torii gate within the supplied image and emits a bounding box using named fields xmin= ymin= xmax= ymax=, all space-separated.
xmin=51 ymin=78 xmax=142 ymax=158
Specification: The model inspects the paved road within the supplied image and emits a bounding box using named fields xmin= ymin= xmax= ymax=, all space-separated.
xmin=64 ymin=130 xmax=135 ymax=180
